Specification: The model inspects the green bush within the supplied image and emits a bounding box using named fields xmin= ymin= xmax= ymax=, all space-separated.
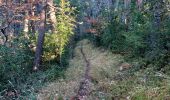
xmin=0 ymin=35 xmax=66 ymax=99
xmin=100 ymin=19 xmax=148 ymax=56
xmin=41 ymin=0 xmax=76 ymax=64
xmin=98 ymin=1 xmax=169 ymax=71
xmin=0 ymin=42 xmax=33 ymax=89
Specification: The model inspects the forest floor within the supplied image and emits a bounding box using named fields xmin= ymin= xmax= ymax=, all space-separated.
xmin=37 ymin=39 xmax=170 ymax=100
xmin=37 ymin=39 xmax=124 ymax=100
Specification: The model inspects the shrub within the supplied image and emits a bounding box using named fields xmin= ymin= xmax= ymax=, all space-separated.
xmin=0 ymin=37 xmax=33 ymax=91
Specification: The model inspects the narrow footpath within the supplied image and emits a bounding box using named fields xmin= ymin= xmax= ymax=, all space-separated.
xmin=75 ymin=44 xmax=92 ymax=100
xmin=37 ymin=39 xmax=123 ymax=100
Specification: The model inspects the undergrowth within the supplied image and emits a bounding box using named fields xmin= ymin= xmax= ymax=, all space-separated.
xmin=0 ymin=36 xmax=71 ymax=99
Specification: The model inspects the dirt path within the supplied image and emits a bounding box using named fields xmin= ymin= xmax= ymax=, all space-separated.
xmin=37 ymin=39 xmax=123 ymax=100
xmin=80 ymin=44 xmax=90 ymax=79
xmin=75 ymin=44 xmax=91 ymax=100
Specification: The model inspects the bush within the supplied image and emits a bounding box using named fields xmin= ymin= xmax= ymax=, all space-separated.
xmin=0 ymin=41 xmax=33 ymax=89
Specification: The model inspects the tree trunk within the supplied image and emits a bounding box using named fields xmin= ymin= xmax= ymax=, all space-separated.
xmin=28 ymin=0 xmax=36 ymax=35
xmin=23 ymin=11 xmax=30 ymax=39
xmin=47 ymin=0 xmax=56 ymax=32
xmin=33 ymin=2 xmax=46 ymax=71
xmin=124 ymin=0 xmax=130 ymax=31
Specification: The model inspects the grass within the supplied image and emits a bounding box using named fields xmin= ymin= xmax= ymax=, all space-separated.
xmin=110 ymin=67 xmax=170 ymax=100
xmin=37 ymin=39 xmax=170 ymax=100
xmin=37 ymin=39 xmax=124 ymax=99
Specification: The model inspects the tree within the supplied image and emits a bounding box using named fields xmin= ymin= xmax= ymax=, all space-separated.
xmin=47 ymin=0 xmax=56 ymax=32
xmin=33 ymin=1 xmax=46 ymax=71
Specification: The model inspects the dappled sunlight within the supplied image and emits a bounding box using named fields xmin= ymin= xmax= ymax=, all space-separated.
xmin=0 ymin=0 xmax=169 ymax=99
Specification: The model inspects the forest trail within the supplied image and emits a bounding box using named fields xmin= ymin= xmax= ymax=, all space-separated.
xmin=75 ymin=41 xmax=91 ymax=100
xmin=37 ymin=39 xmax=124 ymax=100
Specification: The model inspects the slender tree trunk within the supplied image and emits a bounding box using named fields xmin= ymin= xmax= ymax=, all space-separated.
xmin=30 ymin=4 xmax=36 ymax=34
xmin=114 ymin=0 xmax=120 ymax=11
xmin=24 ymin=11 xmax=29 ymax=37
xmin=47 ymin=0 xmax=56 ymax=32
xmin=28 ymin=0 xmax=36 ymax=35
xmin=124 ymin=0 xmax=130 ymax=31
xmin=33 ymin=2 xmax=46 ymax=71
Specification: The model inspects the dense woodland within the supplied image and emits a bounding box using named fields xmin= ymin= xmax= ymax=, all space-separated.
xmin=0 ymin=0 xmax=169 ymax=99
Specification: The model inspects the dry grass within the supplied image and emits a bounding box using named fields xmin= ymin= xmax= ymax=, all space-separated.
xmin=37 ymin=39 xmax=124 ymax=100
xmin=37 ymin=39 xmax=170 ymax=100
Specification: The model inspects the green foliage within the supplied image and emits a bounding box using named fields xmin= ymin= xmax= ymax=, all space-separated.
xmin=45 ymin=65 xmax=65 ymax=81
xmin=100 ymin=14 xmax=148 ymax=55
xmin=131 ymin=91 xmax=148 ymax=100
xmin=0 ymin=35 xmax=66 ymax=99
xmin=0 ymin=38 xmax=33 ymax=90
xmin=100 ymin=19 xmax=126 ymax=52
xmin=43 ymin=0 xmax=76 ymax=63
xmin=0 ymin=37 xmax=36 ymax=100
xmin=56 ymin=0 xmax=76 ymax=55
xmin=98 ymin=0 xmax=169 ymax=71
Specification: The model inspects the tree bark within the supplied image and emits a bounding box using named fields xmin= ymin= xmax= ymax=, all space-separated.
xmin=33 ymin=2 xmax=46 ymax=71
xmin=47 ymin=0 xmax=56 ymax=32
